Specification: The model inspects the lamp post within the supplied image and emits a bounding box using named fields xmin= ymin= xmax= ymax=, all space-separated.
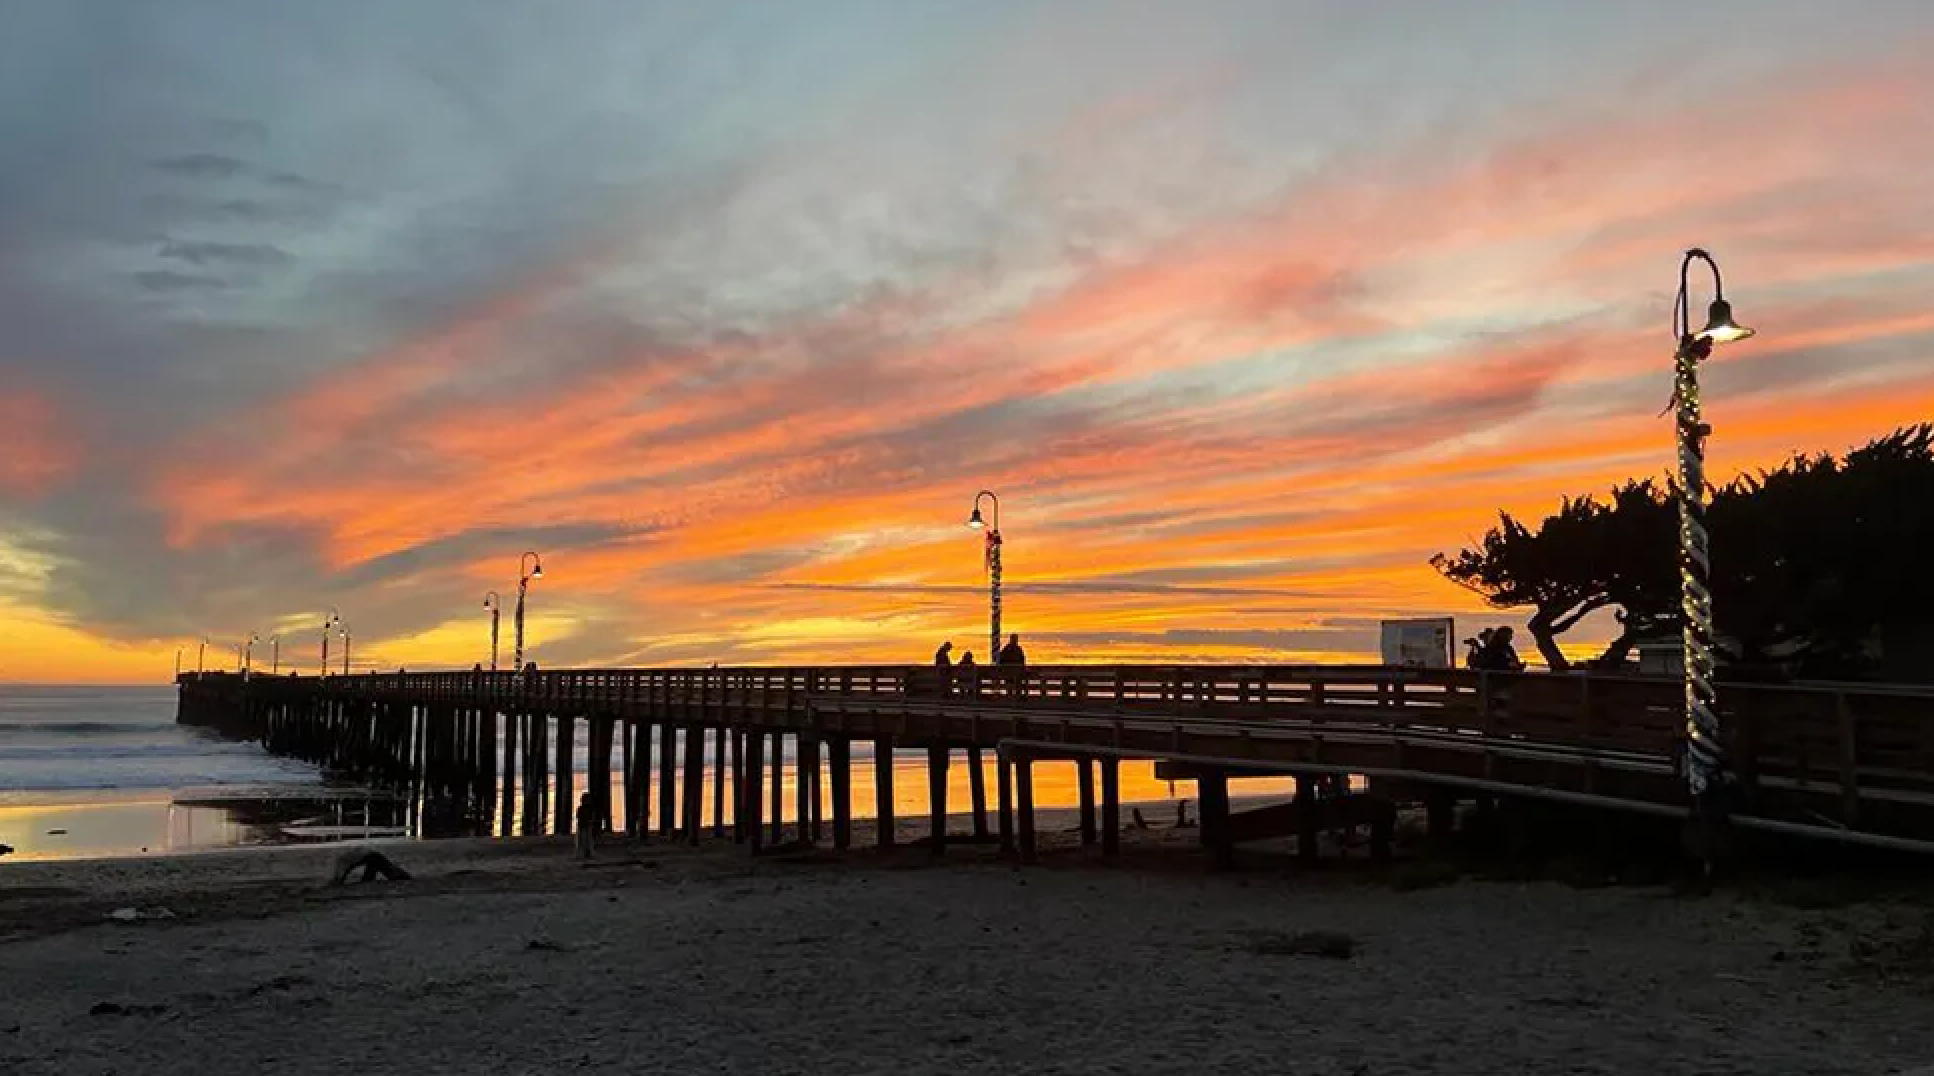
xmin=484 ymin=591 xmax=502 ymax=672
xmin=270 ymin=636 xmax=280 ymax=675
xmin=197 ymin=637 xmax=206 ymax=675
xmin=175 ymin=646 xmax=182 ymax=678
xmin=340 ymin=626 xmax=351 ymax=677
xmin=511 ymin=551 xmax=543 ymax=670
xmin=966 ymin=491 xmax=1002 ymax=661
xmin=244 ymin=632 xmax=258 ymax=675
xmin=321 ymin=608 xmax=340 ymax=677
xmin=1670 ymin=247 xmax=1754 ymax=817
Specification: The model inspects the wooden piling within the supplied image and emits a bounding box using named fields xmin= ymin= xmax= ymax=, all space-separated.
xmin=997 ymin=750 xmax=1014 ymax=856
xmin=1100 ymin=757 xmax=1121 ymax=857
xmin=634 ymin=720 xmax=653 ymax=841
xmin=656 ymin=723 xmax=676 ymax=837
xmin=797 ymin=735 xmax=817 ymax=848
xmin=769 ymin=731 xmax=786 ymax=845
xmin=874 ymin=734 xmax=896 ymax=848
xmin=711 ymin=725 xmax=727 ymax=839
xmin=1296 ymin=774 xmax=1319 ymax=860
xmin=1200 ymin=770 xmax=1233 ymax=869
xmin=682 ymin=722 xmax=704 ymax=845
xmin=927 ymin=745 xmax=948 ymax=856
xmin=745 ymin=729 xmax=766 ymax=852
xmin=1077 ymin=758 xmax=1098 ymax=846
xmin=1016 ymin=754 xmax=1037 ymax=865
xmin=829 ymin=737 xmax=852 ymax=850
xmin=729 ymin=727 xmax=745 ymax=842
xmin=554 ymin=713 xmax=575 ymax=836
xmin=968 ymin=745 xmax=989 ymax=840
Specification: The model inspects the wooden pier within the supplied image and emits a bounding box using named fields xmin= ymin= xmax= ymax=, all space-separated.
xmin=176 ymin=664 xmax=1934 ymax=860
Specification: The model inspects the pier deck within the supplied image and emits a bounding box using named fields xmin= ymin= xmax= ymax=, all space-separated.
xmin=177 ymin=664 xmax=1934 ymax=860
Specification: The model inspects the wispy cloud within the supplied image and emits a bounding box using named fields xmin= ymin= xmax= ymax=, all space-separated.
xmin=2 ymin=1 xmax=1932 ymax=679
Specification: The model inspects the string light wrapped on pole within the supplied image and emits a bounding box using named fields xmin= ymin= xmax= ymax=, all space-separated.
xmin=967 ymin=491 xmax=1001 ymax=661
xmin=512 ymin=551 xmax=543 ymax=670
xmin=484 ymin=591 xmax=502 ymax=671
xmin=1668 ymin=247 xmax=1754 ymax=848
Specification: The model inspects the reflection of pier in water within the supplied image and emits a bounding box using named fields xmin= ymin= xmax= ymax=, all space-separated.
xmin=178 ymin=665 xmax=1934 ymax=863
xmin=170 ymin=791 xmax=416 ymax=847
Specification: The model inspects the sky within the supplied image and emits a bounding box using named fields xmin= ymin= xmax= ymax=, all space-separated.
xmin=2 ymin=0 xmax=1932 ymax=683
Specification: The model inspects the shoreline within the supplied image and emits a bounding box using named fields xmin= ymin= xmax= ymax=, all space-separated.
xmin=3 ymin=817 xmax=1932 ymax=1074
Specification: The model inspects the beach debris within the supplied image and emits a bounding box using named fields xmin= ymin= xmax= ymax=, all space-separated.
xmin=525 ymin=937 xmax=570 ymax=953
xmin=106 ymin=906 xmax=176 ymax=923
xmin=328 ymin=848 xmax=411 ymax=886
xmin=1243 ymin=929 xmax=1359 ymax=959
xmin=0 ymin=843 xmax=12 ymax=858
xmin=44 ymin=829 xmax=67 ymax=836
xmin=88 ymin=1001 xmax=169 ymax=1017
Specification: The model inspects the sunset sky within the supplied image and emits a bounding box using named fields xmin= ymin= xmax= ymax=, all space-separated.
xmin=3 ymin=1 xmax=1932 ymax=683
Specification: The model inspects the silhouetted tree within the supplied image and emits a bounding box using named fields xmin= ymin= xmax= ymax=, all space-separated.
xmin=1433 ymin=424 xmax=1934 ymax=678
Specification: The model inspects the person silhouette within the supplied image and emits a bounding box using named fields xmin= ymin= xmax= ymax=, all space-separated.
xmin=998 ymin=633 xmax=1026 ymax=666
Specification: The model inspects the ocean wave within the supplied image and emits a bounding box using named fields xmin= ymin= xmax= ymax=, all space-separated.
xmin=0 ymin=720 xmax=181 ymax=736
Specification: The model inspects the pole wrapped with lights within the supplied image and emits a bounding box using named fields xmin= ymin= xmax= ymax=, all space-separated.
xmin=512 ymin=551 xmax=543 ymax=671
xmin=1669 ymin=248 xmax=1754 ymax=815
xmin=485 ymin=591 xmax=502 ymax=672
xmin=967 ymin=491 xmax=1001 ymax=661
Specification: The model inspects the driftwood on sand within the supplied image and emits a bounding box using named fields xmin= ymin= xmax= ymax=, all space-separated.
xmin=328 ymin=848 xmax=411 ymax=886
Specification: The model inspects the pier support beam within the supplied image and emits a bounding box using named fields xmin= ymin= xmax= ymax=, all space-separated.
xmin=874 ymin=734 xmax=896 ymax=848
xmin=1200 ymin=770 xmax=1233 ymax=869
xmin=745 ymin=729 xmax=766 ymax=853
xmin=1296 ymin=775 xmax=1319 ymax=861
xmin=769 ymin=731 xmax=786 ymax=845
xmin=997 ymin=750 xmax=1014 ymax=856
xmin=829 ymin=737 xmax=852 ymax=850
xmin=555 ymin=713 xmax=575 ymax=836
xmin=967 ymin=746 xmax=989 ymax=840
xmin=1077 ymin=758 xmax=1098 ymax=846
xmin=657 ymin=724 xmax=676 ymax=838
xmin=798 ymin=734 xmax=818 ymax=848
xmin=927 ymin=745 xmax=949 ymax=856
xmin=712 ymin=726 xmax=728 ymax=839
xmin=1100 ymin=757 xmax=1121 ymax=857
xmin=682 ymin=722 xmax=704 ymax=845
xmin=1016 ymin=754 xmax=1037 ymax=865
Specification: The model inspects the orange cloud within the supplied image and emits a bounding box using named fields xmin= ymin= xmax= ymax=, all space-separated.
xmin=0 ymin=384 xmax=77 ymax=496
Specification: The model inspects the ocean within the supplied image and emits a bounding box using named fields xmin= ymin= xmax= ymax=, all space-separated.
xmin=0 ymin=685 xmax=324 ymax=861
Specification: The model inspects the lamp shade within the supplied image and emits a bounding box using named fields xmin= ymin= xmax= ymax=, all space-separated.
xmin=967 ymin=507 xmax=985 ymax=529
xmin=1697 ymin=298 xmax=1754 ymax=345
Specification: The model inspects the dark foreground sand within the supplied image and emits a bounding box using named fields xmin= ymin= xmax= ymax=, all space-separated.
xmin=3 ymin=824 xmax=1934 ymax=1076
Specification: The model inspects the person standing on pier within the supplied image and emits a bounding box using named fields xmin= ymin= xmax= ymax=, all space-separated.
xmin=932 ymin=640 xmax=954 ymax=698
xmin=997 ymin=633 xmax=1025 ymax=667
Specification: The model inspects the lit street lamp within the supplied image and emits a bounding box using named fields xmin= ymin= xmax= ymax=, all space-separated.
xmin=244 ymin=632 xmax=258 ymax=675
xmin=269 ymin=635 xmax=280 ymax=675
xmin=340 ymin=626 xmax=351 ymax=677
xmin=966 ymin=491 xmax=1002 ymax=661
xmin=511 ymin=551 xmax=543 ymax=670
xmin=1670 ymin=247 xmax=1754 ymax=822
xmin=484 ymin=590 xmax=502 ymax=672
xmin=320 ymin=608 xmax=340 ymax=677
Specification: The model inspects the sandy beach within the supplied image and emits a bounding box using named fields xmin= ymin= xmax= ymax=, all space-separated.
xmin=4 ymin=816 xmax=1934 ymax=1076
